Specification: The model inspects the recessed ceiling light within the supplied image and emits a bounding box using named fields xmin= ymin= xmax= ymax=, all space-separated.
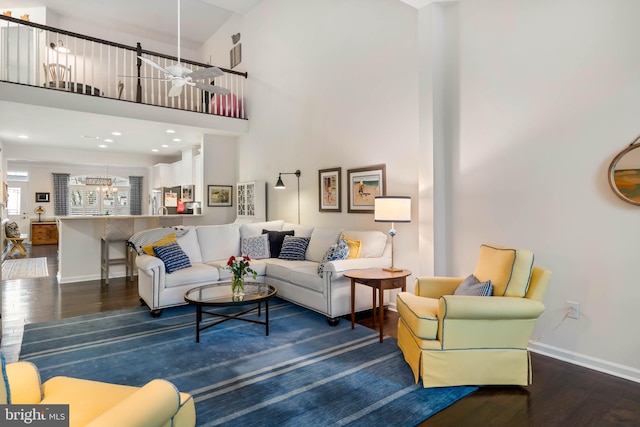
xmin=104 ymin=138 xmax=114 ymax=142
xmin=161 ymin=144 xmax=169 ymax=148
xmin=151 ymin=149 xmax=159 ymax=152
xmin=98 ymin=144 xmax=108 ymax=148
xmin=18 ymin=135 xmax=28 ymax=139
xmin=82 ymin=135 xmax=99 ymax=139
xmin=111 ymin=131 xmax=122 ymax=136
xmin=166 ymin=129 xmax=176 ymax=134
xmin=173 ymin=138 xmax=181 ymax=142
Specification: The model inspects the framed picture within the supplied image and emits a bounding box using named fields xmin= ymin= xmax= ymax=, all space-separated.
xmin=230 ymin=43 xmax=242 ymax=69
xmin=35 ymin=192 xmax=50 ymax=202
xmin=347 ymin=164 xmax=386 ymax=213
xmin=181 ymin=185 xmax=194 ymax=202
xmin=319 ymin=167 xmax=341 ymax=212
xmin=208 ymin=185 xmax=233 ymax=207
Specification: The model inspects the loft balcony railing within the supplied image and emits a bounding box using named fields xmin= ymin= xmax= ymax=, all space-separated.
xmin=0 ymin=15 xmax=247 ymax=119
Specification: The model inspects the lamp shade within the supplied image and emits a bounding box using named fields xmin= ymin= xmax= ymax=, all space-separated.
xmin=374 ymin=196 xmax=411 ymax=222
xmin=274 ymin=175 xmax=285 ymax=189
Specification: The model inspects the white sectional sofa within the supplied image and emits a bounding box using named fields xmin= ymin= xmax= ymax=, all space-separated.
xmin=135 ymin=220 xmax=392 ymax=325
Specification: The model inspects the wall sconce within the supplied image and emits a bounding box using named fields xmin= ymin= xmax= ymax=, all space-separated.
xmin=374 ymin=196 xmax=411 ymax=272
xmin=274 ymin=170 xmax=301 ymax=224
xmin=50 ymin=40 xmax=70 ymax=54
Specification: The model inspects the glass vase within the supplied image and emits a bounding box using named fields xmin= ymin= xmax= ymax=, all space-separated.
xmin=232 ymin=276 xmax=245 ymax=297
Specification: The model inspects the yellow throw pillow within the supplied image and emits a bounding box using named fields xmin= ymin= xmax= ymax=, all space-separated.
xmin=341 ymin=234 xmax=361 ymax=259
xmin=142 ymin=233 xmax=177 ymax=256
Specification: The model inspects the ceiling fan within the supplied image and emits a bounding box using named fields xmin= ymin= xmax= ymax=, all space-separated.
xmin=135 ymin=0 xmax=230 ymax=98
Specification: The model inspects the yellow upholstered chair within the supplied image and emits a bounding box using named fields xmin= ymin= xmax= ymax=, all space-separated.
xmin=2 ymin=354 xmax=196 ymax=427
xmin=396 ymin=244 xmax=551 ymax=388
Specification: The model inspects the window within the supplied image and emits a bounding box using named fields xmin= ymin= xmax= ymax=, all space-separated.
xmin=6 ymin=186 xmax=21 ymax=215
xmin=69 ymin=175 xmax=130 ymax=216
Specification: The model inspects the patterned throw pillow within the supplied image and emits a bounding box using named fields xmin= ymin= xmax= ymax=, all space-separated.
xmin=317 ymin=238 xmax=350 ymax=277
xmin=454 ymin=274 xmax=493 ymax=296
xmin=241 ymin=234 xmax=271 ymax=259
xmin=153 ymin=242 xmax=192 ymax=274
xmin=278 ymin=236 xmax=310 ymax=261
xmin=5 ymin=221 xmax=20 ymax=238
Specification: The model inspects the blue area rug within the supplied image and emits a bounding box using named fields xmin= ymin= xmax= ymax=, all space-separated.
xmin=20 ymin=299 xmax=476 ymax=426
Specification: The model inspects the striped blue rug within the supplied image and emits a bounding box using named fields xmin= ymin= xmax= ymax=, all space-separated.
xmin=20 ymin=299 xmax=476 ymax=426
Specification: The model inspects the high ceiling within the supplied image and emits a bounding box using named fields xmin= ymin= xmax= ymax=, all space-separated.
xmin=0 ymin=0 xmax=423 ymax=161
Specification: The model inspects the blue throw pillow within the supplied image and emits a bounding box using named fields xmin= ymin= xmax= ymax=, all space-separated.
xmin=318 ymin=238 xmax=350 ymax=277
xmin=454 ymin=274 xmax=493 ymax=296
xmin=153 ymin=242 xmax=191 ymax=274
xmin=278 ymin=236 xmax=310 ymax=261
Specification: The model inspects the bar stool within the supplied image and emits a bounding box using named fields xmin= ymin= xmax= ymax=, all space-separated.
xmin=101 ymin=218 xmax=134 ymax=284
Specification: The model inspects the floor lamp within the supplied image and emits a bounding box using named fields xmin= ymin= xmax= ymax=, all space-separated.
xmin=274 ymin=170 xmax=301 ymax=224
xmin=374 ymin=196 xmax=411 ymax=272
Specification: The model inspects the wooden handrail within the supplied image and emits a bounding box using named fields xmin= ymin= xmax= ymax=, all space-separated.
xmin=0 ymin=14 xmax=246 ymax=77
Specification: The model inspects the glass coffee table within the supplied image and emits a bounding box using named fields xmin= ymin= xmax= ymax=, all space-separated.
xmin=184 ymin=282 xmax=277 ymax=343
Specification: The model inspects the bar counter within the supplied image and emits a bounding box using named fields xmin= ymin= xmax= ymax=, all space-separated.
xmin=56 ymin=215 xmax=202 ymax=284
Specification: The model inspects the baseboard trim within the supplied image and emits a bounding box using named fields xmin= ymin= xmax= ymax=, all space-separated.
xmin=529 ymin=341 xmax=640 ymax=384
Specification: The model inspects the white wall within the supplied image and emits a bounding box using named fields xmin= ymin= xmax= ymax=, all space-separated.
xmin=420 ymin=0 xmax=640 ymax=381
xmin=203 ymin=0 xmax=421 ymax=276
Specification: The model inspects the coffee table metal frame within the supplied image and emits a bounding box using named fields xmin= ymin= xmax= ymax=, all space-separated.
xmin=184 ymin=282 xmax=277 ymax=343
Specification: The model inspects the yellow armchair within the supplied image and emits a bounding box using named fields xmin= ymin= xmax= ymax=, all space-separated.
xmin=2 ymin=355 xmax=196 ymax=427
xmin=396 ymin=244 xmax=551 ymax=388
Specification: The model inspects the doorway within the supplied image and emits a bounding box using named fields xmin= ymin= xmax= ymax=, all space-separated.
xmin=6 ymin=181 xmax=30 ymax=240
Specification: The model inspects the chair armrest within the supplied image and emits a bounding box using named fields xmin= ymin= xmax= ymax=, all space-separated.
xmin=86 ymin=379 xmax=181 ymax=427
xmin=414 ymin=277 xmax=463 ymax=298
xmin=439 ymin=296 xmax=546 ymax=320
xmin=6 ymin=361 xmax=43 ymax=404
xmin=135 ymin=254 xmax=163 ymax=273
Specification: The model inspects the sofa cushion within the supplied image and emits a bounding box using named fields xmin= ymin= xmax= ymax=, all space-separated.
xmin=263 ymin=230 xmax=294 ymax=258
xmin=165 ymin=263 xmax=219 ymax=288
xmin=209 ymin=259 xmax=267 ymax=280
xmin=142 ymin=233 xmax=176 ymax=256
xmin=241 ymin=234 xmax=270 ymax=259
xmin=240 ymin=220 xmax=284 ymax=238
xmin=341 ymin=230 xmax=387 ymax=258
xmin=306 ymin=227 xmax=342 ymax=262
xmin=279 ymin=236 xmax=310 ymax=261
xmin=341 ymin=233 xmax=362 ymax=259
xmin=197 ymin=224 xmax=241 ymax=263
xmin=153 ymin=242 xmax=191 ymax=274
xmin=176 ymin=226 xmax=203 ymax=263
xmin=282 ymin=223 xmax=314 ymax=238
xmin=454 ymin=274 xmax=493 ymax=296
xmin=263 ymin=259 xmax=318 ymax=289
xmin=317 ymin=238 xmax=350 ymax=277
xmin=474 ymin=244 xmax=534 ymax=297
xmin=289 ymin=265 xmax=325 ymax=292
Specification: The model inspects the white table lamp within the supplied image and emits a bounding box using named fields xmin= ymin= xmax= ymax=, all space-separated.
xmin=374 ymin=196 xmax=411 ymax=272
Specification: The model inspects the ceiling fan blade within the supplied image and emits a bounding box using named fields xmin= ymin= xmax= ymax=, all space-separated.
xmin=186 ymin=66 xmax=224 ymax=80
xmin=193 ymin=82 xmax=231 ymax=95
xmin=138 ymin=56 xmax=171 ymax=75
xmin=168 ymin=84 xmax=184 ymax=97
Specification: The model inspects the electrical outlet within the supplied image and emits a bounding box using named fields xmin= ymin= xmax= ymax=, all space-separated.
xmin=565 ymin=301 xmax=580 ymax=319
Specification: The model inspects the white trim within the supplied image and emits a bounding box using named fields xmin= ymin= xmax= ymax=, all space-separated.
xmin=529 ymin=341 xmax=640 ymax=384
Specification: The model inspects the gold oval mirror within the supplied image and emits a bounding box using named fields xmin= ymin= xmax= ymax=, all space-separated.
xmin=608 ymin=136 xmax=640 ymax=205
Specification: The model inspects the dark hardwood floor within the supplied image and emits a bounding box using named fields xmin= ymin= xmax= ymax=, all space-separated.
xmin=2 ymin=244 xmax=640 ymax=426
